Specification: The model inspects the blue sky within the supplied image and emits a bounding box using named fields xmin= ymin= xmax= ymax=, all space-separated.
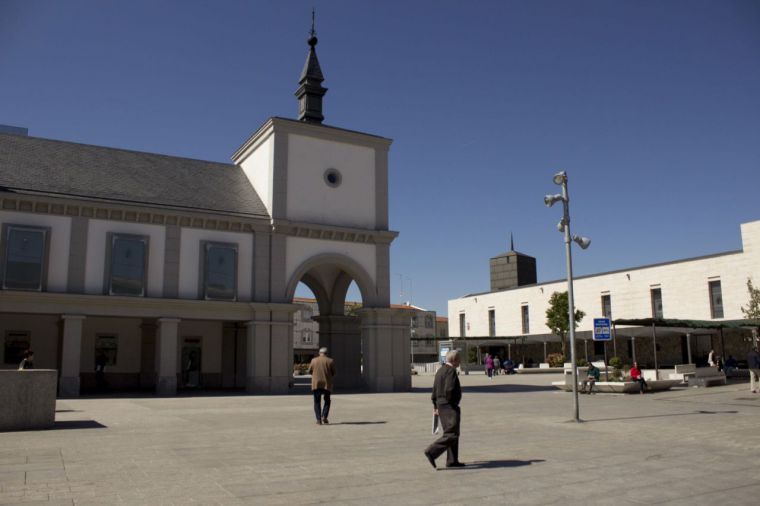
xmin=2 ymin=1 xmax=759 ymax=316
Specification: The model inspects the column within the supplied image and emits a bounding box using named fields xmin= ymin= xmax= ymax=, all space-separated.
xmin=60 ymin=315 xmax=86 ymax=397
xmin=245 ymin=319 xmax=270 ymax=393
xmin=269 ymin=309 xmax=294 ymax=394
xmin=314 ymin=315 xmax=361 ymax=390
xmin=156 ymin=318 xmax=180 ymax=395
xmin=140 ymin=321 xmax=157 ymax=389
xmin=686 ymin=333 xmax=693 ymax=364
xmin=360 ymin=308 xmax=411 ymax=392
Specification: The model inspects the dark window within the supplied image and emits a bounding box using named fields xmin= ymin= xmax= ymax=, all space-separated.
xmin=488 ymin=309 xmax=496 ymax=337
xmin=2 ymin=226 xmax=48 ymax=291
xmin=459 ymin=313 xmax=466 ymax=337
xmin=601 ymin=294 xmax=612 ymax=319
xmin=593 ymin=340 xmax=605 ymax=355
xmin=411 ymin=315 xmax=418 ymax=328
xmin=4 ymin=331 xmax=30 ymax=365
xmin=627 ymin=340 xmax=633 ymax=359
xmin=650 ymin=288 xmax=663 ymax=318
xmin=709 ymin=280 xmax=724 ymax=319
xmin=202 ymin=242 xmax=238 ymax=300
xmin=109 ymin=234 xmax=147 ymax=296
xmin=424 ymin=315 xmax=434 ymax=328
xmin=521 ymin=305 xmax=530 ymax=334
xmin=95 ymin=334 xmax=118 ymax=366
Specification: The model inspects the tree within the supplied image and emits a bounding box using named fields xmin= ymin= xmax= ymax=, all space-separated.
xmin=741 ymin=278 xmax=760 ymax=319
xmin=545 ymin=291 xmax=585 ymax=359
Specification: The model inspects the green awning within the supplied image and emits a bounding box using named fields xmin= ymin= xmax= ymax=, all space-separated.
xmin=612 ymin=317 xmax=760 ymax=330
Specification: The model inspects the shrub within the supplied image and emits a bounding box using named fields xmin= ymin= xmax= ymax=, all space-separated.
xmin=609 ymin=356 xmax=623 ymax=370
xmin=546 ymin=353 xmax=565 ymax=367
xmin=576 ymin=358 xmax=589 ymax=367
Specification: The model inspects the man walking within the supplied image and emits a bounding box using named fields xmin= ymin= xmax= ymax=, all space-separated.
xmin=747 ymin=347 xmax=760 ymax=394
xmin=424 ymin=350 xmax=465 ymax=469
xmin=308 ymin=347 xmax=336 ymax=425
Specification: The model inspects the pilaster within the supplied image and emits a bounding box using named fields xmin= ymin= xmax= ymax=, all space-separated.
xmin=156 ymin=318 xmax=180 ymax=395
xmin=59 ymin=314 xmax=86 ymax=397
xmin=313 ymin=315 xmax=361 ymax=390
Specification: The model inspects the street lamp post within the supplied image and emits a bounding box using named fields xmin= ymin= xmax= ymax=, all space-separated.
xmin=545 ymin=171 xmax=590 ymax=423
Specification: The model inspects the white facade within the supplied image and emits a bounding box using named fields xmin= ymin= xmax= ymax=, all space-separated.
xmin=449 ymin=221 xmax=760 ymax=340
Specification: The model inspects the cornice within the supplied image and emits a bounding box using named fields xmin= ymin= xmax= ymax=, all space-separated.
xmin=232 ymin=117 xmax=392 ymax=164
xmin=1 ymin=192 xmax=271 ymax=234
xmin=272 ymin=218 xmax=399 ymax=245
xmin=0 ymin=290 xmax=301 ymax=321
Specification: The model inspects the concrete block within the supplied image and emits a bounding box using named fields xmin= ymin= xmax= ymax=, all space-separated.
xmin=0 ymin=369 xmax=57 ymax=431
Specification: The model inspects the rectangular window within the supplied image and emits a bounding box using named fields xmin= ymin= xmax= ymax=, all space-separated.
xmin=4 ymin=331 xmax=30 ymax=365
xmin=601 ymin=294 xmax=612 ymax=319
xmin=521 ymin=305 xmax=530 ymax=334
xmin=2 ymin=225 xmax=49 ymax=291
xmin=411 ymin=315 xmax=418 ymax=328
xmin=95 ymin=334 xmax=118 ymax=366
xmin=459 ymin=313 xmax=466 ymax=337
xmin=593 ymin=340 xmax=605 ymax=355
xmin=650 ymin=288 xmax=663 ymax=319
xmin=201 ymin=242 xmax=238 ymax=300
xmin=424 ymin=315 xmax=434 ymax=328
xmin=108 ymin=234 xmax=148 ymax=296
xmin=488 ymin=309 xmax=496 ymax=337
xmin=709 ymin=280 xmax=724 ymax=319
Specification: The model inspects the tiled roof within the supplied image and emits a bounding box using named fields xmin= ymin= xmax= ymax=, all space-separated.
xmin=0 ymin=133 xmax=269 ymax=218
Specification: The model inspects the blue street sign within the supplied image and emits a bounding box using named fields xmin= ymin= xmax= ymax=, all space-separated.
xmin=593 ymin=318 xmax=612 ymax=341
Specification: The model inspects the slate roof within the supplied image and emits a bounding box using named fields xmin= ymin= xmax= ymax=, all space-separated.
xmin=0 ymin=133 xmax=269 ymax=218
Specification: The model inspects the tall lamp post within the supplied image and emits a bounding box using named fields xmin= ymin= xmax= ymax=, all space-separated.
xmin=545 ymin=171 xmax=591 ymax=423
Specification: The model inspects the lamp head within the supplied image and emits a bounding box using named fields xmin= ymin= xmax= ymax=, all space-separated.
xmin=552 ymin=171 xmax=567 ymax=186
xmin=572 ymin=235 xmax=591 ymax=250
xmin=544 ymin=194 xmax=564 ymax=207
xmin=557 ymin=219 xmax=566 ymax=232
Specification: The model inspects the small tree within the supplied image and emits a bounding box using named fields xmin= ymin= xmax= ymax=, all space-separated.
xmin=741 ymin=278 xmax=760 ymax=320
xmin=545 ymin=291 xmax=585 ymax=359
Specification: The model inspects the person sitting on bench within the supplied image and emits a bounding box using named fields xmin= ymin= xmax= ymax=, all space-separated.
xmin=630 ymin=362 xmax=648 ymax=394
xmin=581 ymin=362 xmax=600 ymax=394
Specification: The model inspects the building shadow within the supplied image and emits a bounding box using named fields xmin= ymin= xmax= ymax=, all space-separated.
xmin=52 ymin=420 xmax=107 ymax=430
xmin=583 ymin=410 xmax=738 ymax=423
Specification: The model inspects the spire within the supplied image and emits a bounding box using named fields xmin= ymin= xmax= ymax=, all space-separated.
xmin=295 ymin=9 xmax=327 ymax=124
xmin=510 ymin=232 xmax=515 ymax=252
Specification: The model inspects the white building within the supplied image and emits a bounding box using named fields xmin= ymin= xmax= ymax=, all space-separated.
xmin=448 ymin=221 xmax=760 ymax=367
xmin=0 ymin=34 xmax=411 ymax=396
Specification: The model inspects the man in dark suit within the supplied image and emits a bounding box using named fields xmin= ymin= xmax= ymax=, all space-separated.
xmin=424 ymin=350 xmax=465 ymax=469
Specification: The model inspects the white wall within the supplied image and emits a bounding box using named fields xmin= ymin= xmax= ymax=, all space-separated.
xmin=85 ymin=219 xmax=165 ymax=297
xmin=0 ymin=210 xmax=71 ymax=292
xmin=286 ymin=134 xmax=376 ymax=229
xmin=178 ymin=228 xmax=253 ymax=300
xmin=449 ymin=221 xmax=760 ymax=338
xmin=239 ymin=133 xmax=273 ymax=217
xmin=285 ymin=237 xmax=377 ymax=291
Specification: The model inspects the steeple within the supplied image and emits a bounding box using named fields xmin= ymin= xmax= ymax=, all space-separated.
xmin=295 ymin=10 xmax=328 ymax=124
xmin=510 ymin=232 xmax=515 ymax=252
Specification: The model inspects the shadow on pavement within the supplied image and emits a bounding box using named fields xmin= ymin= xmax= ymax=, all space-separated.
xmin=443 ymin=459 xmax=546 ymax=470
xmin=329 ymin=421 xmax=387 ymax=425
xmin=52 ymin=420 xmax=107 ymax=430
xmin=411 ymin=384 xmax=556 ymax=394
xmin=584 ymin=410 xmax=739 ymax=423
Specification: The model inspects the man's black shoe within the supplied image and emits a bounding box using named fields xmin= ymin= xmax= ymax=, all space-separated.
xmin=424 ymin=451 xmax=437 ymax=469
xmin=446 ymin=462 xmax=466 ymax=468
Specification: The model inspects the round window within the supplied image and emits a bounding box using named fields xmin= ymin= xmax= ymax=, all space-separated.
xmin=323 ymin=168 xmax=342 ymax=188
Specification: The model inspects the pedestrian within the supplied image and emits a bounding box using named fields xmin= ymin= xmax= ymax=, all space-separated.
xmin=724 ymin=355 xmax=738 ymax=377
xmin=95 ymin=352 xmax=107 ymax=392
xmin=308 ymin=347 xmax=336 ymax=424
xmin=18 ymin=349 xmax=34 ymax=370
xmin=493 ymin=356 xmax=501 ymax=376
xmin=747 ymin=347 xmax=760 ymax=394
xmin=580 ymin=362 xmax=600 ymax=394
xmin=708 ymin=349 xmax=716 ymax=367
xmin=424 ymin=350 xmax=465 ymax=469
xmin=629 ymin=362 xmax=647 ymax=394
xmin=485 ymin=353 xmax=494 ymax=379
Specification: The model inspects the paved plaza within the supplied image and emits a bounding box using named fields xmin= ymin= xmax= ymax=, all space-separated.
xmin=1 ymin=373 xmax=759 ymax=506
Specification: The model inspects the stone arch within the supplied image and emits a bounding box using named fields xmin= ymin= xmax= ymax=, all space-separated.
xmin=284 ymin=253 xmax=378 ymax=310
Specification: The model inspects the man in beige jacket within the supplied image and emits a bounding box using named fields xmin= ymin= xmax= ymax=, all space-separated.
xmin=308 ymin=347 xmax=336 ymax=425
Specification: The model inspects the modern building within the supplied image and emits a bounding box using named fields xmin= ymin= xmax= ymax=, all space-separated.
xmin=0 ymin=33 xmax=412 ymax=396
xmin=448 ymin=221 xmax=760 ymax=367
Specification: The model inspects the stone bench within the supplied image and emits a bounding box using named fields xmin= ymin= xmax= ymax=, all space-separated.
xmin=669 ymin=364 xmax=697 ymax=382
xmin=551 ymin=378 xmax=680 ymax=394
xmin=687 ymin=367 xmax=726 ymax=387
xmin=0 ymin=369 xmax=57 ymax=431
